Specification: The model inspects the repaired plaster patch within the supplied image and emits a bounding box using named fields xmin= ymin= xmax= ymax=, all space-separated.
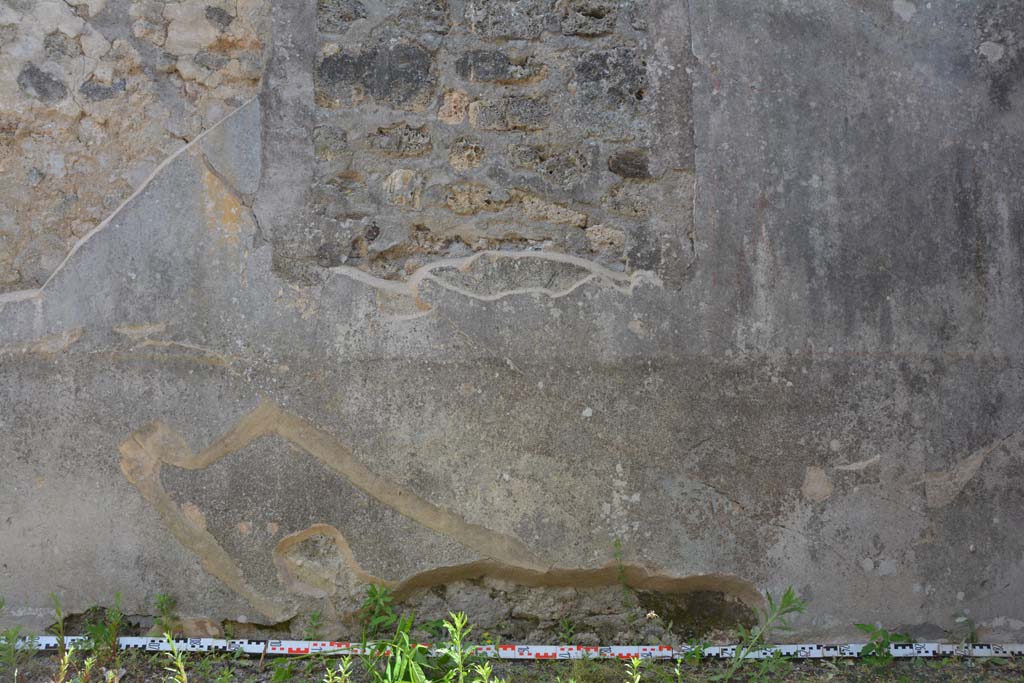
xmin=119 ymin=402 xmax=764 ymax=623
xmin=801 ymin=466 xmax=833 ymax=502
xmin=334 ymin=250 xmax=658 ymax=317
xmin=923 ymin=430 xmax=1023 ymax=508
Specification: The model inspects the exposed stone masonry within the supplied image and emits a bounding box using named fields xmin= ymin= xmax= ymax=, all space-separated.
xmin=0 ymin=0 xmax=269 ymax=291
xmin=297 ymin=0 xmax=694 ymax=282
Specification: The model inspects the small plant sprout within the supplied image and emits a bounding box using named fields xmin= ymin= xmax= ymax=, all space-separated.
xmin=557 ymin=616 xmax=576 ymax=645
xmin=680 ymin=639 xmax=707 ymax=667
xmin=154 ymin=594 xmax=179 ymax=636
xmin=163 ymin=632 xmax=189 ymax=683
xmin=624 ymin=657 xmax=645 ymax=683
xmin=360 ymin=585 xmax=399 ymax=638
xmin=471 ymin=660 xmax=496 ymax=683
xmin=0 ymin=598 xmax=36 ymax=683
xmin=710 ymin=586 xmax=807 ymax=682
xmin=86 ymin=593 xmax=124 ymax=668
xmin=323 ymin=655 xmax=353 ymax=683
xmin=304 ymin=611 xmax=324 ymax=641
xmin=855 ymin=622 xmax=911 ymax=669
xmin=271 ymin=658 xmax=297 ymax=683
xmin=52 ymin=643 xmax=76 ymax=683
xmin=438 ymin=612 xmax=477 ymax=683
xmin=50 ymin=593 xmax=68 ymax=658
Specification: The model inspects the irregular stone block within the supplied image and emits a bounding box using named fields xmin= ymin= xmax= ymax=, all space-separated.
xmin=316 ymin=0 xmax=366 ymax=33
xmin=516 ymin=192 xmax=587 ymax=227
xmin=383 ymin=169 xmax=425 ymax=210
xmin=574 ymin=47 xmax=646 ymax=119
xmin=204 ymin=6 xmax=234 ymax=29
xmin=603 ymin=181 xmax=647 ymax=217
xmin=367 ymin=122 xmax=431 ymax=157
xmin=507 ymin=143 xmax=589 ymax=188
xmin=17 ymin=63 xmax=67 ymax=102
xmin=455 ymin=50 xmax=545 ymax=84
xmin=468 ymin=96 xmax=549 ymax=131
xmin=607 ymin=148 xmax=649 ymax=178
xmin=79 ymin=78 xmax=127 ymax=102
xmin=314 ymin=126 xmax=349 ymax=161
xmin=449 ymin=137 xmax=485 ymax=170
xmin=445 ymin=182 xmax=509 ymax=214
xmin=585 ymin=224 xmax=625 ymax=255
xmin=464 ymin=0 xmax=556 ymax=39
xmin=164 ymin=2 xmax=222 ymax=55
xmin=316 ymin=44 xmax=437 ymax=111
xmin=438 ymin=89 xmax=470 ymax=124
xmin=44 ymin=31 xmax=82 ymax=59
xmin=561 ymin=0 xmax=618 ymax=36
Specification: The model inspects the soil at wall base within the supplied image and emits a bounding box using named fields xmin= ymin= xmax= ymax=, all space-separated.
xmin=11 ymin=651 xmax=1024 ymax=683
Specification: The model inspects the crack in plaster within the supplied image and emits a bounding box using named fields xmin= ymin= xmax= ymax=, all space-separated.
xmin=0 ymin=96 xmax=260 ymax=307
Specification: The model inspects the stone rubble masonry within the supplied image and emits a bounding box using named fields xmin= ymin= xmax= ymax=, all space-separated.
xmin=0 ymin=0 xmax=271 ymax=292
xmin=292 ymin=0 xmax=675 ymax=283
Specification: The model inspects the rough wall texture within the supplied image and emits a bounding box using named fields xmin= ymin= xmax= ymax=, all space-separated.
xmin=0 ymin=0 xmax=269 ymax=291
xmin=1 ymin=0 xmax=1023 ymax=644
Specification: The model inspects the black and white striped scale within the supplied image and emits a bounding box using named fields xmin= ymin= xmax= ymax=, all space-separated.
xmin=16 ymin=637 xmax=1024 ymax=660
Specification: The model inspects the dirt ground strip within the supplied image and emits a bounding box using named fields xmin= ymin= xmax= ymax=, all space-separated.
xmin=9 ymin=652 xmax=1024 ymax=683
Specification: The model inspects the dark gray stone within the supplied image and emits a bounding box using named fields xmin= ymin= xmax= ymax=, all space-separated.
xmin=367 ymin=122 xmax=432 ymax=157
xmin=464 ymin=0 xmax=557 ymax=39
xmin=205 ymin=6 xmax=234 ymax=29
xmin=44 ymin=31 xmax=81 ymax=59
xmin=455 ymin=50 xmax=545 ymax=83
xmin=17 ymin=63 xmax=67 ymax=102
xmin=608 ymin=149 xmax=649 ymax=178
xmin=508 ymin=143 xmax=590 ymax=189
xmin=79 ymin=78 xmax=127 ymax=102
xmin=575 ymin=47 xmax=647 ymax=111
xmin=316 ymin=0 xmax=366 ymax=33
xmin=195 ymin=50 xmax=230 ymax=70
xmin=316 ymin=44 xmax=436 ymax=111
xmin=561 ymin=0 xmax=618 ymax=36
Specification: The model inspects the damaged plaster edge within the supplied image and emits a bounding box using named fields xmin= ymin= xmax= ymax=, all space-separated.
xmin=0 ymin=96 xmax=261 ymax=308
xmin=923 ymin=430 xmax=1023 ymax=508
xmin=329 ymin=250 xmax=662 ymax=305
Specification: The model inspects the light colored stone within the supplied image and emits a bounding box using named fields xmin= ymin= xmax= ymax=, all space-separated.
xmin=164 ymin=1 xmax=221 ymax=55
xmin=79 ymin=25 xmax=110 ymax=59
xmin=383 ymin=169 xmax=425 ymax=210
xmin=438 ymin=89 xmax=469 ymax=124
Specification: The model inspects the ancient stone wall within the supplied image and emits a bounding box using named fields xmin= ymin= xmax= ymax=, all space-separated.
xmin=0 ymin=0 xmax=269 ymax=290
xmin=1 ymin=0 xmax=1023 ymax=645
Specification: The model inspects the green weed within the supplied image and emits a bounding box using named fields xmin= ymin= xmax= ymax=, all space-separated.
xmin=322 ymin=656 xmax=353 ymax=683
xmin=557 ymin=617 xmax=576 ymax=645
xmin=154 ymin=594 xmax=179 ymax=637
xmin=85 ymin=593 xmax=123 ymax=668
xmin=360 ymin=585 xmax=399 ymax=639
xmin=709 ymin=586 xmax=807 ymax=682
xmin=163 ymin=632 xmax=189 ymax=683
xmin=623 ymin=657 xmax=645 ymax=683
xmin=304 ymin=611 xmax=325 ymax=641
xmin=0 ymin=597 xmax=36 ymax=683
xmin=854 ymin=622 xmax=910 ymax=669
xmin=436 ymin=612 xmax=478 ymax=683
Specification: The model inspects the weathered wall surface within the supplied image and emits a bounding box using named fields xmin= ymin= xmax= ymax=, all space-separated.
xmin=0 ymin=0 xmax=269 ymax=291
xmin=1 ymin=0 xmax=1023 ymax=643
